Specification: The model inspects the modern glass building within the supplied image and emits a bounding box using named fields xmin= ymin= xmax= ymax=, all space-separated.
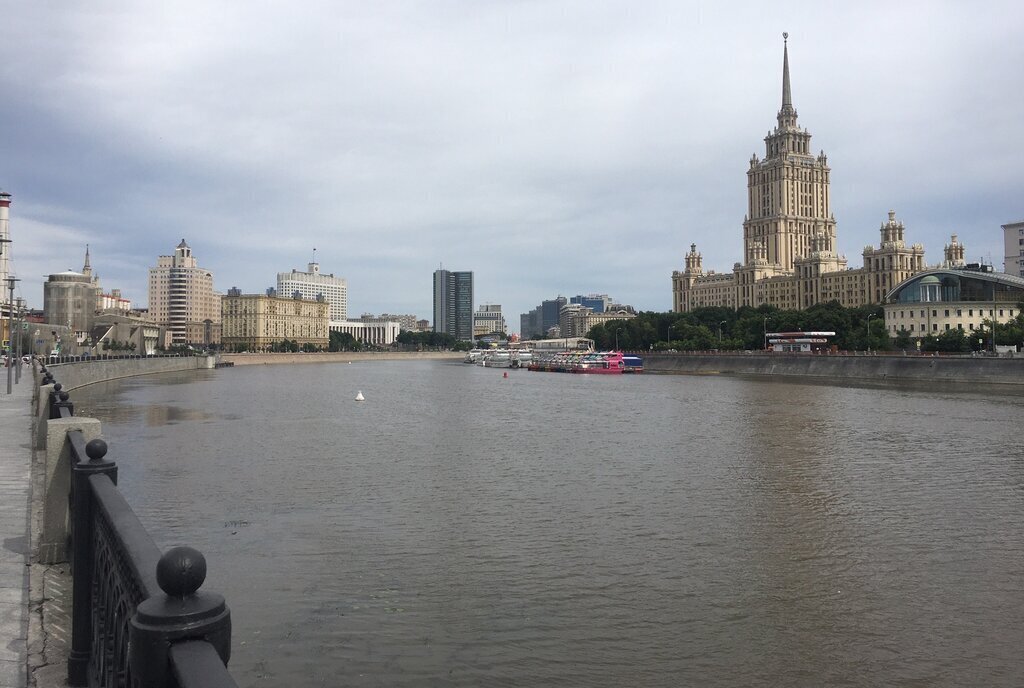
xmin=433 ymin=269 xmax=474 ymax=341
xmin=883 ymin=267 xmax=1024 ymax=338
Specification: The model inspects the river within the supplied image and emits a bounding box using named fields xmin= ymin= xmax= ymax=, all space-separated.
xmin=73 ymin=360 xmax=1024 ymax=687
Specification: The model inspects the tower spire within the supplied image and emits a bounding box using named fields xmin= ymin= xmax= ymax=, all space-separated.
xmin=782 ymin=32 xmax=792 ymax=109
xmin=777 ymin=32 xmax=797 ymax=130
xmin=83 ymin=244 xmax=92 ymax=276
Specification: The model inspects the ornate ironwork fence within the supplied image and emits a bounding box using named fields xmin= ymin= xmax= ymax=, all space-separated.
xmin=41 ymin=364 xmax=237 ymax=688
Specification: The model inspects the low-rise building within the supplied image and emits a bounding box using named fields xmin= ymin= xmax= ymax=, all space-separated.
xmin=884 ymin=267 xmax=1024 ymax=340
xmin=221 ymin=288 xmax=329 ymax=352
xmin=330 ymin=320 xmax=400 ymax=347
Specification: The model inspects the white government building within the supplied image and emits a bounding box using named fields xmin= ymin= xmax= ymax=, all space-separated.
xmin=277 ymin=261 xmax=348 ymax=322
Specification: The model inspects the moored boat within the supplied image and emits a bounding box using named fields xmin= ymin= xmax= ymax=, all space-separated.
xmin=527 ymin=350 xmax=637 ymax=374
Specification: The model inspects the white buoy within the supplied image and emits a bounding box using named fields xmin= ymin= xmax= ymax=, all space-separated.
xmin=355 ymin=390 xmax=365 ymax=401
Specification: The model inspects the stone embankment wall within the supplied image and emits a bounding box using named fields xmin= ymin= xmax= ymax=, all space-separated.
xmin=221 ymin=351 xmax=464 ymax=366
xmin=46 ymin=356 xmax=215 ymax=391
xmin=643 ymin=352 xmax=1024 ymax=385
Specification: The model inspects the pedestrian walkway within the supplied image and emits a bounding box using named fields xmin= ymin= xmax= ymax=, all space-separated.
xmin=0 ymin=369 xmax=34 ymax=688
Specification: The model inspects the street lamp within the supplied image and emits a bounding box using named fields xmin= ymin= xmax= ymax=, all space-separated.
xmin=866 ymin=313 xmax=876 ymax=350
xmin=763 ymin=316 xmax=770 ymax=351
xmin=615 ymin=328 xmax=623 ymax=351
xmin=14 ymin=297 xmax=24 ymax=384
xmin=667 ymin=323 xmax=674 ymax=348
xmin=719 ymin=320 xmax=727 ymax=345
xmin=5 ymin=276 xmax=19 ymax=395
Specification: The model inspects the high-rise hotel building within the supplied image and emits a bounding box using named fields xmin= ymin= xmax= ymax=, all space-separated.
xmin=148 ymin=239 xmax=221 ymax=347
xmin=433 ymin=269 xmax=474 ymax=341
xmin=672 ymin=35 xmax=945 ymax=313
xmin=277 ymin=262 xmax=348 ymax=322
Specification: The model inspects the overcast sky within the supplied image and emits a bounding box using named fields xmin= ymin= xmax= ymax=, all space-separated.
xmin=3 ymin=1 xmax=1022 ymax=332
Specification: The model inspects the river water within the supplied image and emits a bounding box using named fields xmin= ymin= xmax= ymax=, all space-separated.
xmin=73 ymin=361 xmax=1024 ymax=687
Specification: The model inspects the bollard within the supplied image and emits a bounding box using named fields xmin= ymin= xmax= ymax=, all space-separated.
xmin=50 ymin=389 xmax=74 ymax=419
xmin=68 ymin=438 xmax=117 ymax=686
xmin=129 ymin=547 xmax=232 ymax=688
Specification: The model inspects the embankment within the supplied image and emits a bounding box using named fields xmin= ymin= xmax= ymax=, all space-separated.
xmin=45 ymin=355 xmax=215 ymax=390
xmin=643 ymin=352 xmax=1024 ymax=385
xmin=220 ymin=351 xmax=464 ymax=366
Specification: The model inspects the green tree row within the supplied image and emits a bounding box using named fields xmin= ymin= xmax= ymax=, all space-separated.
xmin=395 ymin=330 xmax=474 ymax=351
xmin=585 ymin=301 xmax=1024 ymax=353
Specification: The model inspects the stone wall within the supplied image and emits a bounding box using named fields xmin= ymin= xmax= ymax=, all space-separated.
xmin=44 ymin=356 xmax=215 ymax=391
xmin=643 ymin=352 xmax=1024 ymax=385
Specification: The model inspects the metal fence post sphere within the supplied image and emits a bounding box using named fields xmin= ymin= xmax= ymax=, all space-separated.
xmin=156 ymin=546 xmax=207 ymax=598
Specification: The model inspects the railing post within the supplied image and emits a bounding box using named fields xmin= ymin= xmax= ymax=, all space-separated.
xmin=49 ymin=384 xmax=74 ymax=419
xmin=129 ymin=547 xmax=232 ymax=688
xmin=68 ymin=438 xmax=117 ymax=687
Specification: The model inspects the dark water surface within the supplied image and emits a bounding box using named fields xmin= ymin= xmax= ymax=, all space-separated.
xmin=74 ymin=361 xmax=1024 ymax=687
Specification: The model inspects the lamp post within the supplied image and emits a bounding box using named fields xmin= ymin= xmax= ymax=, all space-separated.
xmin=763 ymin=316 xmax=770 ymax=351
xmin=6 ymin=276 xmax=19 ymax=394
xmin=866 ymin=313 xmax=875 ymax=350
xmin=719 ymin=320 xmax=727 ymax=345
xmin=14 ymin=297 xmax=23 ymax=384
xmin=614 ymin=328 xmax=623 ymax=351
xmin=667 ymin=323 xmax=674 ymax=349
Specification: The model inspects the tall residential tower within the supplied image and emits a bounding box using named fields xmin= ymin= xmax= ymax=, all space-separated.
xmin=148 ymin=240 xmax=221 ymax=347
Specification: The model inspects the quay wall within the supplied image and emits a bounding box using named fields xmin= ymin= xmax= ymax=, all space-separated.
xmin=45 ymin=355 xmax=215 ymax=391
xmin=221 ymin=351 xmax=464 ymax=366
xmin=643 ymin=352 xmax=1024 ymax=385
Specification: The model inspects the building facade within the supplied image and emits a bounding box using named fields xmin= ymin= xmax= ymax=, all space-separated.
xmin=433 ymin=269 xmax=474 ymax=341
xmin=559 ymin=304 xmax=636 ymax=338
xmin=43 ymin=247 xmax=100 ymax=340
xmin=0 ymin=191 xmax=11 ymax=291
xmin=520 ymin=296 xmax=567 ymax=339
xmin=277 ymin=262 xmax=348 ymax=322
xmin=221 ymin=289 xmax=329 ymax=351
xmin=1003 ymin=221 xmax=1024 ymax=278
xmin=473 ymin=304 xmax=506 ymax=337
xmin=884 ymin=267 xmax=1023 ymax=339
xmin=330 ymin=320 xmax=401 ymax=347
xmin=672 ymin=36 xmax=939 ymax=314
xmin=149 ymin=240 xmax=221 ymax=347
xmin=378 ymin=313 xmax=420 ymax=332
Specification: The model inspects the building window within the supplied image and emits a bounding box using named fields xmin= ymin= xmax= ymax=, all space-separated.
xmin=945 ymin=324 xmax=950 ymax=331
xmin=944 ymin=309 xmax=949 ymax=317
xmin=933 ymin=324 xmax=938 ymax=331
xmin=932 ymin=310 xmax=937 ymax=317
xmin=957 ymin=309 xmax=962 ymax=316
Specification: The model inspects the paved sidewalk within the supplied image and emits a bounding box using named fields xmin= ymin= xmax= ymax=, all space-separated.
xmin=0 ymin=368 xmax=33 ymax=688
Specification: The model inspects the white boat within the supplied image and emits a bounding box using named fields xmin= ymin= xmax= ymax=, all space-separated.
xmin=481 ymin=351 xmax=512 ymax=367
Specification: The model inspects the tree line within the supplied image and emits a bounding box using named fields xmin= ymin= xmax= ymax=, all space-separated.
xmin=585 ymin=301 xmax=1024 ymax=353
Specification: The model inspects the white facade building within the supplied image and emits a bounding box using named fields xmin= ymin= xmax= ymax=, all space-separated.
xmin=330 ymin=320 xmax=400 ymax=346
xmin=1003 ymin=221 xmax=1024 ymax=278
xmin=277 ymin=262 xmax=348 ymax=322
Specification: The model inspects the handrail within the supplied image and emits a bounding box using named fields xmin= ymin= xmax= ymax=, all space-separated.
xmin=39 ymin=364 xmax=237 ymax=688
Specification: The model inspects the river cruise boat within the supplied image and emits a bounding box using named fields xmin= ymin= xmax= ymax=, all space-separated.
xmin=527 ymin=350 xmax=636 ymax=374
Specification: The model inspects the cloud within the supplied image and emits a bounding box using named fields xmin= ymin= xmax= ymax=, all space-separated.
xmin=2 ymin=1 xmax=1022 ymax=326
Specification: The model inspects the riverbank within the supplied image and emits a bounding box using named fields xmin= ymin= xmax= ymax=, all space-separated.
xmin=220 ymin=351 xmax=464 ymax=366
xmin=644 ymin=351 xmax=1024 ymax=385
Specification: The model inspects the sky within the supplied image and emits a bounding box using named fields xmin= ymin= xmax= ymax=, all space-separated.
xmin=2 ymin=1 xmax=1022 ymax=333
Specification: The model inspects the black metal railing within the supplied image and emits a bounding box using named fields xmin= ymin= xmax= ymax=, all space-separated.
xmin=44 ymin=353 xmax=196 ymax=366
xmin=40 ymin=364 xmax=237 ymax=688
